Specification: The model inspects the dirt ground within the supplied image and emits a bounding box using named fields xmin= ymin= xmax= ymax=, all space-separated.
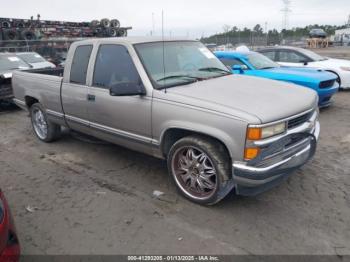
xmin=0 ymin=90 xmax=349 ymax=256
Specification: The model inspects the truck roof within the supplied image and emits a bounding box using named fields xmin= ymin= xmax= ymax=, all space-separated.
xmin=74 ymin=37 xmax=197 ymax=45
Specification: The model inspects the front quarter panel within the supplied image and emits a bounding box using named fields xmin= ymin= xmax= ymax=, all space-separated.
xmin=152 ymin=91 xmax=248 ymax=161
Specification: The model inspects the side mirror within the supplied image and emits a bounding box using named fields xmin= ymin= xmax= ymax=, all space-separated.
xmin=300 ymin=60 xmax=309 ymax=66
xmin=109 ymin=82 xmax=146 ymax=96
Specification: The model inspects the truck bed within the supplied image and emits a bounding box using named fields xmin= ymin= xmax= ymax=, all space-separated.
xmin=12 ymin=68 xmax=64 ymax=115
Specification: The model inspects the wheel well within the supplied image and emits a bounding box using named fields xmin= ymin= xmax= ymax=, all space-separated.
xmin=24 ymin=96 xmax=39 ymax=108
xmin=161 ymin=128 xmax=231 ymax=159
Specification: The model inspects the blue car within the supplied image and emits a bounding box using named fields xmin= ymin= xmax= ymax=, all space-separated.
xmin=215 ymin=51 xmax=339 ymax=107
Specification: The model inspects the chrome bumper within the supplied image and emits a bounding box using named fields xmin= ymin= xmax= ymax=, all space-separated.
xmin=232 ymin=120 xmax=320 ymax=196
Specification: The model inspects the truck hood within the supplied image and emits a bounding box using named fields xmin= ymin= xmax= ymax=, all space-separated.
xmin=159 ymin=74 xmax=317 ymax=124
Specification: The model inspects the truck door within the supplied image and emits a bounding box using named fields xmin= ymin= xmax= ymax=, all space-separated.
xmin=61 ymin=44 xmax=93 ymax=134
xmin=87 ymin=44 xmax=152 ymax=153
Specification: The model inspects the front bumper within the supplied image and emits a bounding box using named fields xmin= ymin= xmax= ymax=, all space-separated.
xmin=232 ymin=117 xmax=320 ymax=196
xmin=317 ymin=84 xmax=339 ymax=108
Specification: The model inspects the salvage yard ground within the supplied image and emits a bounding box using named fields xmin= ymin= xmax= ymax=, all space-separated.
xmin=0 ymin=48 xmax=350 ymax=255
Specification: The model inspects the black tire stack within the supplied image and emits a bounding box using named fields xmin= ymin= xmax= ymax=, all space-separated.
xmin=0 ymin=19 xmax=37 ymax=41
xmin=0 ymin=16 xmax=131 ymax=41
xmin=90 ymin=18 xmax=127 ymax=37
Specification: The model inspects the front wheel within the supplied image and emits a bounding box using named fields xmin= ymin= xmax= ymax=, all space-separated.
xmin=167 ymin=136 xmax=233 ymax=205
xmin=30 ymin=103 xmax=61 ymax=142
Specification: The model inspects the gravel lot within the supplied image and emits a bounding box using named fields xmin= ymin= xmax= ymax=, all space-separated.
xmin=0 ymin=84 xmax=350 ymax=255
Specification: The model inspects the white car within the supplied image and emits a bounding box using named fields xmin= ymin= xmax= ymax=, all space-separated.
xmin=16 ymin=52 xmax=56 ymax=70
xmin=258 ymin=46 xmax=350 ymax=89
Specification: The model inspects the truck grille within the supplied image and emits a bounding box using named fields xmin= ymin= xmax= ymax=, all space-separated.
xmin=0 ymin=84 xmax=13 ymax=98
xmin=287 ymin=111 xmax=313 ymax=129
xmin=319 ymin=80 xmax=335 ymax=89
xmin=0 ymin=78 xmax=13 ymax=98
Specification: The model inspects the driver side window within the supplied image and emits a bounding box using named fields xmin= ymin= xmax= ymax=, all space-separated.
xmin=93 ymin=45 xmax=141 ymax=89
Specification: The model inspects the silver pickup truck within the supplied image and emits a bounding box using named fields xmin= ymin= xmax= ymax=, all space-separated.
xmin=12 ymin=37 xmax=320 ymax=205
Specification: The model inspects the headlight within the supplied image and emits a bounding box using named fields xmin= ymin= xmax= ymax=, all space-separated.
xmin=244 ymin=122 xmax=286 ymax=160
xmin=247 ymin=122 xmax=286 ymax=140
xmin=340 ymin=66 xmax=350 ymax=71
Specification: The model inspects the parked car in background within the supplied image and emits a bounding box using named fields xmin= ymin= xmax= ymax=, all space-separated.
xmin=0 ymin=189 xmax=20 ymax=261
xmin=309 ymin=28 xmax=327 ymax=38
xmin=258 ymin=46 xmax=350 ymax=89
xmin=215 ymin=50 xmax=339 ymax=107
xmin=12 ymin=37 xmax=320 ymax=205
xmin=0 ymin=53 xmax=31 ymax=101
xmin=16 ymin=52 xmax=56 ymax=69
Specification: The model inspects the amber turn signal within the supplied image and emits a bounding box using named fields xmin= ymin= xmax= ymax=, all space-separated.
xmin=244 ymin=147 xmax=260 ymax=160
xmin=247 ymin=127 xmax=262 ymax=140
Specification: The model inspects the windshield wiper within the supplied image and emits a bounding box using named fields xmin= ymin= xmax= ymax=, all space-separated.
xmin=156 ymin=75 xmax=202 ymax=82
xmin=198 ymin=67 xmax=231 ymax=74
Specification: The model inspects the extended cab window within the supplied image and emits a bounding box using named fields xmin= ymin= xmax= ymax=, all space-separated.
xmin=70 ymin=45 xmax=93 ymax=85
xmin=93 ymin=45 xmax=140 ymax=89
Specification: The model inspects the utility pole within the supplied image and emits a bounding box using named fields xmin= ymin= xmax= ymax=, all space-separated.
xmin=281 ymin=0 xmax=291 ymax=30
xmin=265 ymin=22 xmax=268 ymax=46
xmin=151 ymin=12 xmax=155 ymax=36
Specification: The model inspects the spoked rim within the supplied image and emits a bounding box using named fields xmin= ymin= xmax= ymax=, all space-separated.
xmin=32 ymin=108 xmax=48 ymax=140
xmin=171 ymin=146 xmax=218 ymax=200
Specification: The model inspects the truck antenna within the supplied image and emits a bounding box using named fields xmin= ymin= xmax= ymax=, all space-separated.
xmin=162 ymin=10 xmax=167 ymax=93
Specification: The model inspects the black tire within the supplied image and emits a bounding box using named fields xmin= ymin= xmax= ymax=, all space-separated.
xmin=21 ymin=30 xmax=36 ymax=41
xmin=117 ymin=29 xmax=127 ymax=37
xmin=167 ymin=135 xmax=234 ymax=205
xmin=100 ymin=18 xmax=110 ymax=28
xmin=1 ymin=21 xmax=11 ymax=28
xmin=30 ymin=103 xmax=61 ymax=142
xmin=90 ymin=20 xmax=99 ymax=28
xmin=110 ymin=19 xmax=120 ymax=28
xmin=108 ymin=28 xmax=118 ymax=37
xmin=3 ymin=29 xmax=18 ymax=40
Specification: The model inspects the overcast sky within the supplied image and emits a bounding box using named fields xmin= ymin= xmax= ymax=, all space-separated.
xmin=1 ymin=0 xmax=349 ymax=38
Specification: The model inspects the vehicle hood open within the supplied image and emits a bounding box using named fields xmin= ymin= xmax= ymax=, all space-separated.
xmin=160 ymin=74 xmax=317 ymax=124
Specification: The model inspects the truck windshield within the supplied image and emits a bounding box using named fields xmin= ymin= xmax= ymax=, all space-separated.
xmin=247 ymin=53 xmax=280 ymax=70
xmin=0 ymin=55 xmax=30 ymax=71
xmin=134 ymin=41 xmax=231 ymax=89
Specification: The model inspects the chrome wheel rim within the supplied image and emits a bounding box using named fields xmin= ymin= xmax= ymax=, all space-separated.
xmin=171 ymin=146 xmax=218 ymax=200
xmin=32 ymin=108 xmax=48 ymax=140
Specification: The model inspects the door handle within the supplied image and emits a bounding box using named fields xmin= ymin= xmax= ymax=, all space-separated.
xmin=87 ymin=94 xmax=96 ymax=102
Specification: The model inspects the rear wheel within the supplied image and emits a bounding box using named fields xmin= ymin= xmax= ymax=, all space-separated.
xmin=30 ymin=103 xmax=61 ymax=142
xmin=167 ymin=136 xmax=233 ymax=205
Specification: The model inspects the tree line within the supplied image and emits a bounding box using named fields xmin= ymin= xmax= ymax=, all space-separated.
xmin=201 ymin=24 xmax=348 ymax=43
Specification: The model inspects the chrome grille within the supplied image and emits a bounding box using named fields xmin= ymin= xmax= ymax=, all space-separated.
xmin=288 ymin=111 xmax=313 ymax=129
